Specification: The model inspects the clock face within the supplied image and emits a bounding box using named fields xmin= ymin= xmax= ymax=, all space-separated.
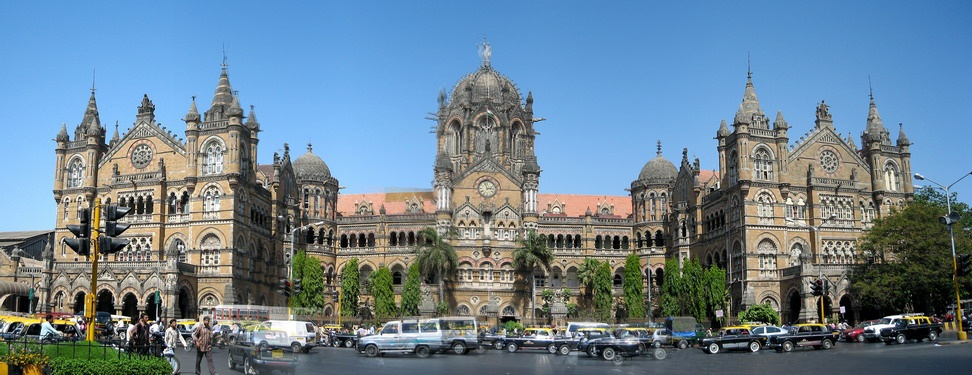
xmin=478 ymin=180 xmax=497 ymax=197
xmin=131 ymin=144 xmax=154 ymax=169
xmin=820 ymin=150 xmax=839 ymax=173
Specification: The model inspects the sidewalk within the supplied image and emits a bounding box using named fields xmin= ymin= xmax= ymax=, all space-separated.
xmin=936 ymin=330 xmax=972 ymax=345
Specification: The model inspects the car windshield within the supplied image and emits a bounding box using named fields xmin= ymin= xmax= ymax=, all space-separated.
xmin=879 ymin=318 xmax=893 ymax=325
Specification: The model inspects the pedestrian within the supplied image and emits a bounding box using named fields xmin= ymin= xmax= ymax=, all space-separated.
xmin=191 ymin=316 xmax=217 ymax=375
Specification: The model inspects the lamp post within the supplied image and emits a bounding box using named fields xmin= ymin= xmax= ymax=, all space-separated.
xmin=915 ymin=171 xmax=972 ymax=341
xmin=787 ymin=215 xmax=835 ymax=323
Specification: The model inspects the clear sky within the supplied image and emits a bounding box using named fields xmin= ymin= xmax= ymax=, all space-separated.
xmin=1 ymin=1 xmax=970 ymax=231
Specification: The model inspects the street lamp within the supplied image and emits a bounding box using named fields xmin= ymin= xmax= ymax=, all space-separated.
xmin=787 ymin=215 xmax=836 ymax=323
xmin=915 ymin=171 xmax=972 ymax=341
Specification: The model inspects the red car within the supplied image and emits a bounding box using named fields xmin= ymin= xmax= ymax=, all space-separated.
xmin=841 ymin=320 xmax=880 ymax=342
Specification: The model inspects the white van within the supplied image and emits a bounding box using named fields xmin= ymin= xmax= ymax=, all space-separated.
xmin=253 ymin=320 xmax=318 ymax=352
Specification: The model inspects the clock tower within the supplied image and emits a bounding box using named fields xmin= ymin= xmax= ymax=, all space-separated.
xmin=432 ymin=43 xmax=541 ymax=244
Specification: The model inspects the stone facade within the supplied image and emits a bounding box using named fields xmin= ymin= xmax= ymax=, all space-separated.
xmin=36 ymin=49 xmax=912 ymax=325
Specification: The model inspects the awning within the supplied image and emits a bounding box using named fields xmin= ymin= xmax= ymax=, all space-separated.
xmin=0 ymin=280 xmax=32 ymax=297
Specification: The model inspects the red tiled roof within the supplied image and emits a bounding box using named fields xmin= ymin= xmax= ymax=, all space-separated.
xmin=337 ymin=192 xmax=437 ymax=215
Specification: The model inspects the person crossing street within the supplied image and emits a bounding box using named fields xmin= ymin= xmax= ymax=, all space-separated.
xmin=191 ymin=316 xmax=217 ymax=375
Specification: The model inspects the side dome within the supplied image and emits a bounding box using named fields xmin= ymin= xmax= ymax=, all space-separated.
xmin=292 ymin=143 xmax=331 ymax=181
xmin=638 ymin=142 xmax=677 ymax=184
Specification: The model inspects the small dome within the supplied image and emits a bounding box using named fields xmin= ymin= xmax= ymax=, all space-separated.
xmin=638 ymin=141 xmax=676 ymax=183
xmin=293 ymin=143 xmax=331 ymax=181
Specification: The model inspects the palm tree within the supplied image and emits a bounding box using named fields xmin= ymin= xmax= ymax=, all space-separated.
xmin=578 ymin=257 xmax=601 ymax=307
xmin=513 ymin=229 xmax=555 ymax=319
xmin=414 ymin=227 xmax=458 ymax=305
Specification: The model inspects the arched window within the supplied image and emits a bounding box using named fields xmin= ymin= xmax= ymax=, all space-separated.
xmin=757 ymin=193 xmax=774 ymax=222
xmin=727 ymin=151 xmax=738 ymax=185
xmin=67 ymin=158 xmax=84 ymax=188
xmin=884 ymin=162 xmax=900 ymax=191
xmin=62 ymin=198 xmax=70 ymax=221
xmin=753 ymin=147 xmax=774 ymax=180
xmin=203 ymin=187 xmax=221 ymax=217
xmin=174 ymin=239 xmax=188 ymax=263
xmin=203 ymin=140 xmax=224 ymax=174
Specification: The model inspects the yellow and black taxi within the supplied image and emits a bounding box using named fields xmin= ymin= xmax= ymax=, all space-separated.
xmin=767 ymin=323 xmax=839 ymax=352
xmin=502 ymin=327 xmax=563 ymax=353
xmin=700 ymin=326 xmax=765 ymax=354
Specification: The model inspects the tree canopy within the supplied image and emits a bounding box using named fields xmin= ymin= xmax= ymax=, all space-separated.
xmin=622 ymin=254 xmax=645 ymax=319
xmin=851 ymin=187 xmax=972 ymax=317
xmin=371 ymin=266 xmax=397 ymax=318
xmin=340 ymin=258 xmax=360 ymax=317
xmin=513 ymin=229 xmax=555 ymax=318
xmin=291 ymin=250 xmax=325 ymax=312
xmin=659 ymin=257 xmax=727 ymax=324
xmin=400 ymin=263 xmax=422 ymax=317
xmin=414 ymin=227 xmax=458 ymax=303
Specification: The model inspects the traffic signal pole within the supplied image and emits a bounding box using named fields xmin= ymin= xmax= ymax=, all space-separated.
xmin=85 ymin=198 xmax=101 ymax=342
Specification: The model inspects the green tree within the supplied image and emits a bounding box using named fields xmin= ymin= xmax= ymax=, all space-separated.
xmin=851 ymin=188 xmax=972 ymax=316
xmin=701 ymin=264 xmax=728 ymax=324
xmin=659 ymin=257 xmax=725 ymax=323
xmin=622 ymin=254 xmax=645 ymax=319
xmin=291 ymin=251 xmax=325 ymax=313
xmin=593 ymin=261 xmax=613 ymax=321
xmin=415 ymin=227 xmax=458 ymax=304
xmin=513 ymin=229 xmax=555 ymax=319
xmin=340 ymin=258 xmax=360 ymax=317
xmin=400 ymin=263 xmax=422 ymax=316
xmin=738 ymin=303 xmax=780 ymax=325
xmin=578 ymin=258 xmax=601 ymax=309
xmin=371 ymin=266 xmax=397 ymax=318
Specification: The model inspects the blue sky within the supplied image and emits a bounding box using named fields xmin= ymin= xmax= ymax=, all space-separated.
xmin=1 ymin=1 xmax=970 ymax=231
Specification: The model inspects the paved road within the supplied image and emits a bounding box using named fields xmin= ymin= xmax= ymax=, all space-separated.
xmin=172 ymin=339 xmax=972 ymax=375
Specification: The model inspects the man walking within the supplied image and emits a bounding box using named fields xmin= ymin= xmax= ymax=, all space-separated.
xmin=191 ymin=316 xmax=217 ymax=375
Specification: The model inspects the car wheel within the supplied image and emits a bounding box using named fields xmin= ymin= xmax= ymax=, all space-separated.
xmin=653 ymin=348 xmax=667 ymax=360
xmin=928 ymin=331 xmax=939 ymax=341
xmin=855 ymin=334 xmax=865 ymax=343
xmin=651 ymin=340 xmax=661 ymax=348
xmin=345 ymin=339 xmax=355 ymax=348
xmin=707 ymin=342 xmax=720 ymax=354
xmin=365 ymin=344 xmax=379 ymax=357
xmin=291 ymin=343 xmax=302 ymax=353
xmin=333 ymin=339 xmax=341 ymax=347
xmin=546 ymin=344 xmax=558 ymax=354
xmin=601 ymin=347 xmax=617 ymax=361
xmin=493 ymin=341 xmax=504 ymax=350
xmin=782 ymin=341 xmax=794 ymax=352
xmin=821 ymin=339 xmax=833 ymax=350
xmin=244 ymin=357 xmax=257 ymax=375
xmin=506 ymin=342 xmax=518 ymax=353
xmin=415 ymin=345 xmax=431 ymax=358
xmin=227 ymin=353 xmax=236 ymax=370
xmin=558 ymin=344 xmax=571 ymax=355
xmin=895 ymin=333 xmax=906 ymax=344
xmin=586 ymin=345 xmax=597 ymax=357
xmin=677 ymin=340 xmax=689 ymax=350
xmin=748 ymin=341 xmax=760 ymax=352
xmin=453 ymin=342 xmax=468 ymax=355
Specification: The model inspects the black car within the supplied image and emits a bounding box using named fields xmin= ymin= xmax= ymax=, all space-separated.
xmin=585 ymin=337 xmax=666 ymax=362
xmin=700 ymin=326 xmax=765 ymax=354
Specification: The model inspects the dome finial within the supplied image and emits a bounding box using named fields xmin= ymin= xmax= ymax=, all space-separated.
xmin=656 ymin=140 xmax=662 ymax=156
xmin=478 ymin=38 xmax=492 ymax=67
xmin=307 ymin=142 xmax=313 ymax=153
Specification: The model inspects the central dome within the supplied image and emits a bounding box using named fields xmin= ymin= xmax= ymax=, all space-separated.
xmin=293 ymin=143 xmax=331 ymax=181
xmin=450 ymin=65 xmax=522 ymax=106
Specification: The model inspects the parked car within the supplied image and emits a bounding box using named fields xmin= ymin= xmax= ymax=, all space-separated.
xmin=700 ymin=326 xmax=765 ymax=354
xmin=227 ymin=341 xmax=298 ymax=375
xmin=750 ymin=325 xmax=788 ymax=341
xmin=879 ymin=316 xmax=942 ymax=344
xmin=356 ymin=319 xmax=445 ymax=358
xmin=766 ymin=324 xmax=839 ymax=352
xmin=863 ymin=314 xmax=926 ymax=342
xmin=840 ymin=320 xmax=879 ymax=343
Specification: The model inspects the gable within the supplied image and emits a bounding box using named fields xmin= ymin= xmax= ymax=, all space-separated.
xmin=98 ymin=120 xmax=188 ymax=169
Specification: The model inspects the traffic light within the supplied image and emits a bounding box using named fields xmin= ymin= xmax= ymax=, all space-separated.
xmin=278 ymin=279 xmax=292 ymax=297
xmin=823 ymin=279 xmax=830 ymax=295
xmin=958 ymin=254 xmax=972 ymax=277
xmin=65 ymin=208 xmax=91 ymax=256
xmin=100 ymin=204 xmax=131 ymax=254
xmin=293 ymin=279 xmax=303 ymax=294
xmin=810 ymin=279 xmax=823 ymax=296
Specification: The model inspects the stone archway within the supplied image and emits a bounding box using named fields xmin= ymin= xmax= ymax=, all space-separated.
xmin=178 ymin=287 xmax=195 ymax=319
xmin=838 ymin=294 xmax=855 ymax=324
xmin=786 ymin=291 xmax=801 ymax=325
xmin=96 ymin=290 xmax=115 ymax=314
xmin=122 ymin=292 xmax=139 ymax=318
xmin=73 ymin=292 xmax=86 ymax=314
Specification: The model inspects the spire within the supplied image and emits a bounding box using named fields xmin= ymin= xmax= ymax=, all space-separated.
xmin=111 ymin=121 xmax=120 ymax=143
xmin=864 ymin=96 xmax=888 ymax=144
xmin=184 ymin=96 xmax=201 ymax=122
xmin=716 ymin=119 xmax=730 ymax=137
xmin=136 ymin=94 xmax=156 ymax=123
xmin=245 ymin=105 xmax=260 ymax=131
xmin=227 ymin=93 xmax=244 ymax=118
xmin=56 ymin=122 xmax=69 ymax=142
xmin=847 ymin=132 xmax=857 ymax=150
xmin=733 ymin=71 xmax=767 ymax=127
xmin=896 ymin=123 xmax=910 ymax=146
xmin=206 ymin=59 xmax=235 ymax=120
xmin=80 ymin=89 xmax=101 ymax=132
xmin=773 ymin=110 xmax=789 ymax=130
